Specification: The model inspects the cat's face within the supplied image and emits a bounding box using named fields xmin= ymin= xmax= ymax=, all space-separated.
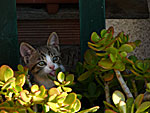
xmin=20 ymin=32 xmax=65 ymax=82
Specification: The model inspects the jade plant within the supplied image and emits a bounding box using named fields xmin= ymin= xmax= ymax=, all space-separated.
xmin=0 ymin=65 xmax=99 ymax=113
xmin=77 ymin=27 xmax=141 ymax=104
xmin=104 ymin=90 xmax=150 ymax=113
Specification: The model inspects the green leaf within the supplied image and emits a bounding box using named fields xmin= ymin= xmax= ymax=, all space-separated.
xmin=47 ymin=102 xmax=59 ymax=112
xmin=66 ymin=74 xmax=74 ymax=85
xmin=103 ymin=71 xmax=114 ymax=82
xmin=39 ymin=85 xmax=46 ymax=97
xmin=0 ymin=65 xmax=13 ymax=81
xmin=134 ymin=94 xmax=144 ymax=109
xmin=103 ymin=101 xmax=119 ymax=112
xmin=118 ymin=101 xmax=126 ymax=113
xmin=4 ymin=67 xmax=14 ymax=82
xmin=110 ymin=53 xmax=117 ymax=63
xmin=105 ymin=109 xmax=117 ymax=113
xmin=78 ymin=70 xmax=93 ymax=81
xmin=78 ymin=106 xmax=100 ymax=113
xmin=135 ymin=102 xmax=150 ymax=113
xmin=101 ymin=29 xmax=107 ymax=38
xmin=20 ymin=90 xmax=31 ymax=102
xmin=113 ymin=60 xmax=125 ymax=71
xmin=48 ymin=88 xmax=60 ymax=96
xmin=106 ymin=47 xmax=118 ymax=57
xmin=64 ymin=93 xmax=77 ymax=106
xmin=2 ymin=77 xmax=15 ymax=90
xmin=17 ymin=64 xmax=24 ymax=72
xmin=120 ymin=51 xmax=127 ymax=57
xmin=72 ymin=99 xmax=81 ymax=112
xmin=57 ymin=72 xmax=65 ymax=83
xmin=135 ymin=60 xmax=150 ymax=72
xmin=31 ymin=84 xmax=39 ymax=93
xmin=119 ymin=44 xmax=133 ymax=53
xmin=98 ymin=58 xmax=114 ymax=69
xmin=91 ymin=32 xmax=101 ymax=43
xmin=62 ymin=87 xmax=72 ymax=92
xmin=15 ymin=74 xmax=25 ymax=87
xmin=134 ymin=40 xmax=141 ymax=47
xmin=84 ymin=49 xmax=99 ymax=65
xmin=112 ymin=90 xmax=125 ymax=105
xmin=126 ymin=97 xmax=134 ymax=113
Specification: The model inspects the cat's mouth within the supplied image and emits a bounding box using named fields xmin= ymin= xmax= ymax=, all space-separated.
xmin=49 ymin=70 xmax=56 ymax=76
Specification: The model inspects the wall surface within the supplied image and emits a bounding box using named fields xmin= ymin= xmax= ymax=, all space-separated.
xmin=106 ymin=0 xmax=150 ymax=59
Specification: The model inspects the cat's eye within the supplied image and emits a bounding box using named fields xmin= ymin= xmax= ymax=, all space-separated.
xmin=37 ymin=61 xmax=46 ymax=67
xmin=52 ymin=56 xmax=59 ymax=62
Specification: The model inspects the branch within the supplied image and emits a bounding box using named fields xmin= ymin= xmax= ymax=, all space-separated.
xmin=115 ymin=70 xmax=133 ymax=98
xmin=104 ymin=82 xmax=111 ymax=103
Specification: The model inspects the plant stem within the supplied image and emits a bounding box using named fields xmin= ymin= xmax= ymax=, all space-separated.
xmin=115 ymin=70 xmax=133 ymax=98
xmin=104 ymin=82 xmax=111 ymax=103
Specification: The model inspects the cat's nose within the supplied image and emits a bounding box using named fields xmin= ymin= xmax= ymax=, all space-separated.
xmin=49 ymin=65 xmax=55 ymax=70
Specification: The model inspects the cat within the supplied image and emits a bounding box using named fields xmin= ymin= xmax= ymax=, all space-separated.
xmin=20 ymin=32 xmax=65 ymax=89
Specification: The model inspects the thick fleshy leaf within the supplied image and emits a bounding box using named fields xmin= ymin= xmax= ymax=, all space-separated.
xmin=134 ymin=40 xmax=141 ymax=47
xmin=103 ymin=101 xmax=119 ymax=112
xmin=119 ymin=44 xmax=133 ymax=53
xmin=48 ymin=88 xmax=60 ymax=96
xmin=78 ymin=106 xmax=100 ymax=113
xmin=106 ymin=47 xmax=118 ymax=57
xmin=105 ymin=109 xmax=117 ymax=113
xmin=101 ymin=29 xmax=107 ymax=38
xmin=62 ymin=87 xmax=72 ymax=92
xmin=126 ymin=97 xmax=134 ymax=113
xmin=109 ymin=54 xmax=117 ymax=63
xmin=72 ymin=99 xmax=81 ymax=112
xmin=120 ymin=51 xmax=127 ymax=57
xmin=78 ymin=70 xmax=93 ymax=81
xmin=15 ymin=74 xmax=25 ymax=87
xmin=112 ymin=90 xmax=125 ymax=105
xmin=32 ymin=96 xmax=44 ymax=103
xmin=31 ymin=84 xmax=39 ymax=93
xmin=64 ymin=93 xmax=77 ymax=106
xmin=134 ymin=94 xmax=144 ymax=109
xmin=66 ymin=74 xmax=74 ymax=85
xmin=20 ymin=90 xmax=31 ymax=102
xmin=135 ymin=60 xmax=150 ymax=72
xmin=88 ymin=44 xmax=106 ymax=51
xmin=2 ymin=77 xmax=16 ymax=90
xmin=48 ymin=94 xmax=57 ymax=102
xmin=119 ymin=101 xmax=126 ymax=113
xmin=98 ymin=58 xmax=114 ymax=69
xmin=113 ymin=60 xmax=125 ymax=71
xmin=17 ymin=64 xmax=24 ymax=72
xmin=39 ymin=85 xmax=46 ymax=97
xmin=91 ymin=32 xmax=101 ymax=43
xmin=103 ymin=71 xmax=114 ymax=82
xmin=57 ymin=72 xmax=65 ymax=83
xmin=0 ymin=65 xmax=13 ymax=82
xmin=47 ymin=102 xmax=59 ymax=112
xmin=135 ymin=102 xmax=150 ymax=113
xmin=84 ymin=49 xmax=99 ymax=65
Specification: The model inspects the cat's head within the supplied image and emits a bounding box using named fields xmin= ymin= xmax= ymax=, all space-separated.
xmin=20 ymin=32 xmax=65 ymax=78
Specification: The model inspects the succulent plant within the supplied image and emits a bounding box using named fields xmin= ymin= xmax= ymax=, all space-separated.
xmin=104 ymin=90 xmax=150 ymax=113
xmin=0 ymin=65 xmax=99 ymax=113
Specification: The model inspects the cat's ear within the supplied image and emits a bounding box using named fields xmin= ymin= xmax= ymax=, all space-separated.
xmin=47 ymin=32 xmax=59 ymax=46
xmin=20 ymin=42 xmax=36 ymax=63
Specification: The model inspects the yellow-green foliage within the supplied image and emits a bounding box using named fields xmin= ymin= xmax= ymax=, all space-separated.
xmin=0 ymin=65 xmax=99 ymax=113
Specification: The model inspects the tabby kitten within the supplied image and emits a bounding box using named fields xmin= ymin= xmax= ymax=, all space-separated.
xmin=20 ymin=32 xmax=65 ymax=89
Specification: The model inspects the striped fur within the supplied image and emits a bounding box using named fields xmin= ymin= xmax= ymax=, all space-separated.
xmin=20 ymin=32 xmax=65 ymax=89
